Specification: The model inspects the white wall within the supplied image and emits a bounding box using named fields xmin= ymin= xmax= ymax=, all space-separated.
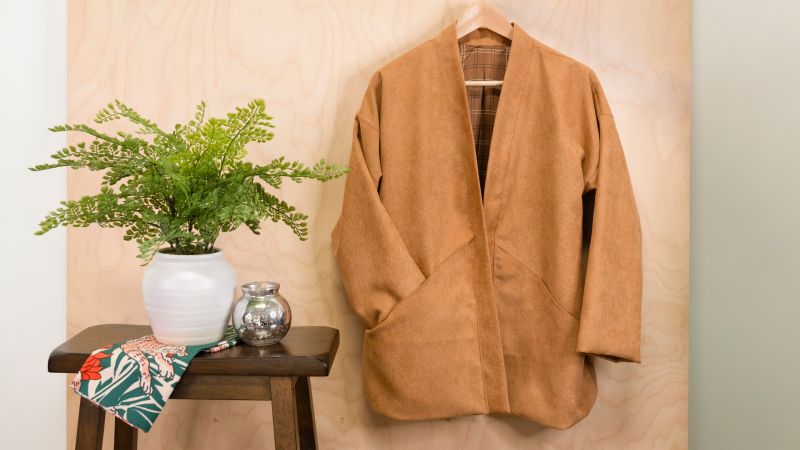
xmin=691 ymin=1 xmax=800 ymax=448
xmin=0 ymin=1 xmax=67 ymax=449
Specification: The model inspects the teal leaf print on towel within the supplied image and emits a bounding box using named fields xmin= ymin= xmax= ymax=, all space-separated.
xmin=70 ymin=327 xmax=238 ymax=432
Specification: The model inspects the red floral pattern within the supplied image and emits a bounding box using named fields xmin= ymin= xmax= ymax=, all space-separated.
xmin=79 ymin=350 xmax=111 ymax=381
xmin=70 ymin=328 xmax=237 ymax=433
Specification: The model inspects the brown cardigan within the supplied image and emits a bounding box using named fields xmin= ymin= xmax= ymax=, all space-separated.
xmin=332 ymin=22 xmax=642 ymax=429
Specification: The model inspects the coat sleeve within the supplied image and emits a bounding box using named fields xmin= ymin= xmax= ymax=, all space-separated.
xmin=576 ymin=72 xmax=643 ymax=363
xmin=331 ymin=74 xmax=426 ymax=329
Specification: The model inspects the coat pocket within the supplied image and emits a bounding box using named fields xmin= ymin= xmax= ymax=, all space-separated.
xmin=494 ymin=245 xmax=593 ymax=427
xmin=368 ymin=237 xmax=476 ymax=333
xmin=361 ymin=237 xmax=486 ymax=419
xmin=494 ymin=245 xmax=579 ymax=347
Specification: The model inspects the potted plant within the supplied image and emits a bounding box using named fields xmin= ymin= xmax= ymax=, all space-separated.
xmin=32 ymin=99 xmax=347 ymax=345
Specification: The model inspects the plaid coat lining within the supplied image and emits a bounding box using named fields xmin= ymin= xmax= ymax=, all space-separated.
xmin=459 ymin=44 xmax=511 ymax=193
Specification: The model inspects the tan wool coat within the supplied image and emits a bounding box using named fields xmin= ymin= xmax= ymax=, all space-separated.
xmin=332 ymin=22 xmax=642 ymax=429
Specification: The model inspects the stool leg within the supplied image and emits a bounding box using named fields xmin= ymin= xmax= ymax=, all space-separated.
xmin=76 ymin=398 xmax=104 ymax=450
xmin=114 ymin=416 xmax=138 ymax=450
xmin=294 ymin=377 xmax=318 ymax=450
xmin=270 ymin=376 xmax=299 ymax=450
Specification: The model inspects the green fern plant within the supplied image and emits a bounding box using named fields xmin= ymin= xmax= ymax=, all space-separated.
xmin=32 ymin=99 xmax=348 ymax=261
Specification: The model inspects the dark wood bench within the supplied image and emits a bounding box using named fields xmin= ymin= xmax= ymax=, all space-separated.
xmin=48 ymin=324 xmax=339 ymax=450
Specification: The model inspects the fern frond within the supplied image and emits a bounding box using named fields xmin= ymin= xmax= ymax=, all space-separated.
xmin=32 ymin=99 xmax=349 ymax=259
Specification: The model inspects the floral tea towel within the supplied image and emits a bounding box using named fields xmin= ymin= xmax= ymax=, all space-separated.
xmin=71 ymin=327 xmax=238 ymax=432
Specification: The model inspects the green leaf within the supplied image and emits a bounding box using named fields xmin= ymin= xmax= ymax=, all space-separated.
xmin=32 ymin=99 xmax=349 ymax=259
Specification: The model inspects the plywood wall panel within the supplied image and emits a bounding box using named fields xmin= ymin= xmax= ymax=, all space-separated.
xmin=66 ymin=1 xmax=690 ymax=448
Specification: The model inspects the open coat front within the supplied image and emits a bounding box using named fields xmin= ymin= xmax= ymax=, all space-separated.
xmin=332 ymin=23 xmax=642 ymax=429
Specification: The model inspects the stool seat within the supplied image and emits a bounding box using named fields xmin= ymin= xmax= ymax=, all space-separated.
xmin=49 ymin=324 xmax=339 ymax=450
xmin=49 ymin=324 xmax=339 ymax=377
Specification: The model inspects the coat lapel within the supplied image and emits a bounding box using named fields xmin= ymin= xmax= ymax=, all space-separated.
xmin=482 ymin=25 xmax=535 ymax=253
xmin=433 ymin=23 xmax=536 ymax=253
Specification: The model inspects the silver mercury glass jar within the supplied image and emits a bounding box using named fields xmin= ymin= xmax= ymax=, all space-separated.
xmin=232 ymin=281 xmax=292 ymax=346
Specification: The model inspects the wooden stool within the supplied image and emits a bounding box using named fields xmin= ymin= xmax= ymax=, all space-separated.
xmin=48 ymin=324 xmax=339 ymax=450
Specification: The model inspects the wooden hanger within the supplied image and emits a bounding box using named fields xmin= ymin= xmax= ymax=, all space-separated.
xmin=456 ymin=3 xmax=513 ymax=87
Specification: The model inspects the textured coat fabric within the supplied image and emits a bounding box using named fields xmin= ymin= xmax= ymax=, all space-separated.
xmin=332 ymin=23 xmax=642 ymax=429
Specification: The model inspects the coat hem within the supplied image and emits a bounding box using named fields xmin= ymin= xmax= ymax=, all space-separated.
xmin=365 ymin=401 xmax=595 ymax=430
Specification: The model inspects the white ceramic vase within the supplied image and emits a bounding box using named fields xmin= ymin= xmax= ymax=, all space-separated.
xmin=142 ymin=251 xmax=236 ymax=345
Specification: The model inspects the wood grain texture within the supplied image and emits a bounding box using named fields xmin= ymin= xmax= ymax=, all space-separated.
xmin=76 ymin=397 xmax=104 ymax=450
xmin=114 ymin=417 xmax=138 ymax=450
xmin=271 ymin=377 xmax=300 ymax=450
xmin=294 ymin=376 xmax=319 ymax=449
xmin=66 ymin=1 xmax=689 ymax=448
